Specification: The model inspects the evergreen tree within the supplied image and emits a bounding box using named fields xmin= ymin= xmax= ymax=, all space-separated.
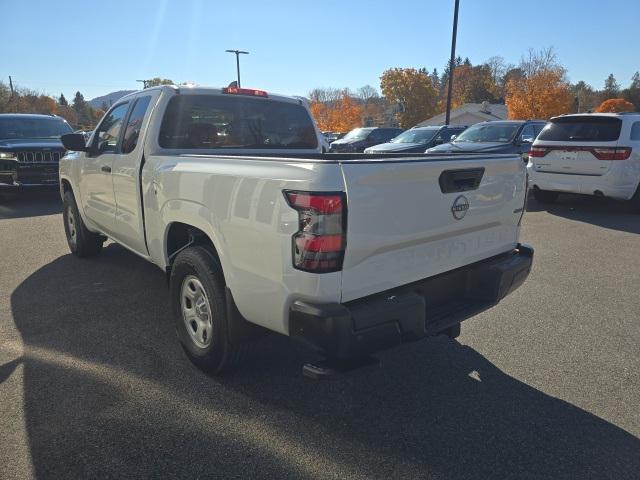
xmin=621 ymin=71 xmax=640 ymax=110
xmin=100 ymin=101 xmax=109 ymax=111
xmin=58 ymin=93 xmax=68 ymax=106
xmin=430 ymin=68 xmax=440 ymax=90
xmin=602 ymin=74 xmax=620 ymax=100
xmin=72 ymin=91 xmax=91 ymax=126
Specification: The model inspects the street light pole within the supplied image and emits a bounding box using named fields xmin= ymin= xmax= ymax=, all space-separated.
xmin=225 ymin=49 xmax=249 ymax=87
xmin=445 ymin=0 xmax=460 ymax=126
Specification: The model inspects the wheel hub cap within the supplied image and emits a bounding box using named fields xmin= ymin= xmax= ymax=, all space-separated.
xmin=180 ymin=275 xmax=213 ymax=348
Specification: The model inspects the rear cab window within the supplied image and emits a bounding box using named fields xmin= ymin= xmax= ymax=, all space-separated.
xmin=159 ymin=94 xmax=318 ymax=150
xmin=538 ymin=116 xmax=622 ymax=142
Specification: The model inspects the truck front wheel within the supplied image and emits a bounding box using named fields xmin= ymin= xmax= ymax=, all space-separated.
xmin=170 ymin=246 xmax=246 ymax=374
xmin=62 ymin=191 xmax=104 ymax=257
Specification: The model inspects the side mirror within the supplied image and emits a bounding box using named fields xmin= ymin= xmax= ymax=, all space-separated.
xmin=450 ymin=134 xmax=457 ymax=142
xmin=520 ymin=135 xmax=534 ymax=144
xmin=61 ymin=133 xmax=89 ymax=152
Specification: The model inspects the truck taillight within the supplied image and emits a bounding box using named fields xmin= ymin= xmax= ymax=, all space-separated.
xmin=284 ymin=191 xmax=346 ymax=273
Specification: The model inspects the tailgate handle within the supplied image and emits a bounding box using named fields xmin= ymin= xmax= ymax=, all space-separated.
xmin=439 ymin=168 xmax=485 ymax=193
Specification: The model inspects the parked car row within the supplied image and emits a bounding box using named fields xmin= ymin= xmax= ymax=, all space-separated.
xmin=325 ymin=119 xmax=546 ymax=161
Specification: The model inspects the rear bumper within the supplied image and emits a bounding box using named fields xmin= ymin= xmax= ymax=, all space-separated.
xmin=528 ymin=167 xmax=639 ymax=200
xmin=289 ymin=244 xmax=534 ymax=358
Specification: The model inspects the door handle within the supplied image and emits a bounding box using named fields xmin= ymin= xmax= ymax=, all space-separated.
xmin=101 ymin=165 xmax=112 ymax=173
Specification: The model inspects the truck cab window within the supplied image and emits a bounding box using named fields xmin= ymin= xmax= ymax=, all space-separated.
xmin=159 ymin=94 xmax=318 ymax=150
xmin=94 ymin=103 xmax=129 ymax=154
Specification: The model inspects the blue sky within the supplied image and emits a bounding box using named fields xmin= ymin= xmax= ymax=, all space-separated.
xmin=2 ymin=0 xmax=638 ymax=101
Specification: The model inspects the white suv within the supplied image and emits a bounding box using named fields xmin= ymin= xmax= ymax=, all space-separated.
xmin=527 ymin=113 xmax=640 ymax=210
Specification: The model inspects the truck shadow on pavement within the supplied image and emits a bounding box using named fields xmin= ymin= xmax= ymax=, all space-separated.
xmin=8 ymin=244 xmax=640 ymax=479
xmin=0 ymin=189 xmax=61 ymax=220
xmin=527 ymin=195 xmax=640 ymax=234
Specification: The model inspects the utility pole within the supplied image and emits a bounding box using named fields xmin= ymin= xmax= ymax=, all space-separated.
xmin=8 ymin=76 xmax=14 ymax=97
xmin=225 ymin=50 xmax=249 ymax=87
xmin=445 ymin=0 xmax=460 ymax=126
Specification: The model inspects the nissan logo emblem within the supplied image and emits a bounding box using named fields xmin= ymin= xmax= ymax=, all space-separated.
xmin=451 ymin=195 xmax=469 ymax=220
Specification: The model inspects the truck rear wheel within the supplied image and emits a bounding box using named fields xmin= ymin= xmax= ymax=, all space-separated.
xmin=532 ymin=188 xmax=559 ymax=204
xmin=62 ymin=191 xmax=104 ymax=257
xmin=170 ymin=246 xmax=246 ymax=375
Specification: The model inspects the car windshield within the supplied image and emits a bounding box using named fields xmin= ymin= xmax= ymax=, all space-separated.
xmin=454 ymin=123 xmax=520 ymax=143
xmin=0 ymin=117 xmax=73 ymax=140
xmin=390 ymin=128 xmax=439 ymax=144
xmin=342 ymin=128 xmax=372 ymax=140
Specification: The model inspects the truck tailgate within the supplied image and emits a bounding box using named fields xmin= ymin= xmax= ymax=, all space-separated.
xmin=339 ymin=155 xmax=526 ymax=302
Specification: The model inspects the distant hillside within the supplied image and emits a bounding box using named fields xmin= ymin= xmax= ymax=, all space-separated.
xmin=89 ymin=90 xmax=136 ymax=109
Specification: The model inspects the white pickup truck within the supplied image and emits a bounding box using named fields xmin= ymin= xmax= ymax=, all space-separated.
xmin=59 ymin=85 xmax=533 ymax=376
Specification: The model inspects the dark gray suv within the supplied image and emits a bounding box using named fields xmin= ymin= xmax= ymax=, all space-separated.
xmin=364 ymin=125 xmax=468 ymax=154
xmin=426 ymin=120 xmax=547 ymax=161
xmin=329 ymin=127 xmax=403 ymax=153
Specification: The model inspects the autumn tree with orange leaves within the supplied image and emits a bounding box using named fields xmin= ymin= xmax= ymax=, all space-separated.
xmin=505 ymin=48 xmax=573 ymax=119
xmin=595 ymin=98 xmax=635 ymax=113
xmin=380 ymin=68 xmax=438 ymax=128
xmin=449 ymin=64 xmax=498 ymax=108
xmin=309 ymin=90 xmax=363 ymax=132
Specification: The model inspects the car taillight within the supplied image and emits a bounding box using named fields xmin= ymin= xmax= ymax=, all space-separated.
xmin=222 ymin=86 xmax=268 ymax=97
xmin=284 ymin=191 xmax=346 ymax=273
xmin=529 ymin=146 xmax=549 ymax=158
xmin=592 ymin=147 xmax=632 ymax=160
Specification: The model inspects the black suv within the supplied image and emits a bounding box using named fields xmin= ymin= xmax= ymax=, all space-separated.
xmin=364 ymin=125 xmax=468 ymax=153
xmin=426 ymin=120 xmax=547 ymax=161
xmin=329 ymin=127 xmax=403 ymax=153
xmin=0 ymin=114 xmax=73 ymax=198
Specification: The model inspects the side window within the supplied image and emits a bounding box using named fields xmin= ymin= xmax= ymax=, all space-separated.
xmin=122 ymin=96 xmax=152 ymax=154
xmin=368 ymin=130 xmax=382 ymax=142
xmin=520 ymin=124 xmax=535 ymax=142
xmin=385 ymin=129 xmax=400 ymax=141
xmin=94 ymin=103 xmax=129 ymax=154
xmin=439 ymin=129 xmax=459 ymax=142
xmin=630 ymin=122 xmax=640 ymax=141
xmin=533 ymin=123 xmax=545 ymax=139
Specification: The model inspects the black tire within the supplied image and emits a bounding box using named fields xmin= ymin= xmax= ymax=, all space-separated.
xmin=62 ymin=191 xmax=104 ymax=257
xmin=170 ymin=246 xmax=246 ymax=375
xmin=532 ymin=188 xmax=559 ymax=204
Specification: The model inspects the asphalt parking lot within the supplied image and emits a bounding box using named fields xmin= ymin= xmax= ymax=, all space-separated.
xmin=1 ymin=190 xmax=639 ymax=479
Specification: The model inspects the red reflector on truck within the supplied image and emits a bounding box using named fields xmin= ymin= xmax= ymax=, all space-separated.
xmin=295 ymin=234 xmax=343 ymax=252
xmin=284 ymin=191 xmax=346 ymax=273
xmin=285 ymin=192 xmax=343 ymax=214
xmin=222 ymin=86 xmax=268 ymax=97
